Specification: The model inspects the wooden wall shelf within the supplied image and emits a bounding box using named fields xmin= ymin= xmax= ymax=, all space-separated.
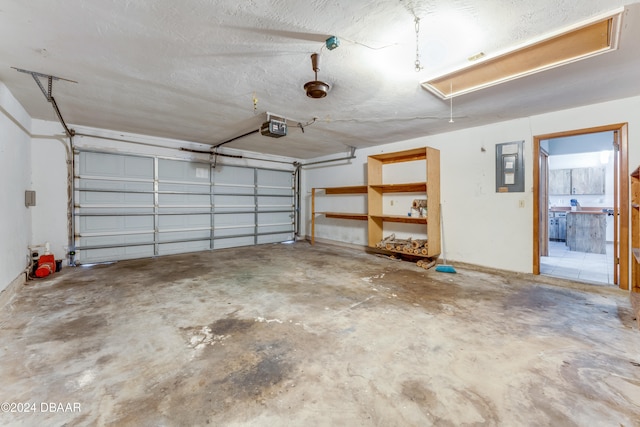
xmin=324 ymin=186 xmax=368 ymax=195
xmin=323 ymin=212 xmax=368 ymax=221
xmin=311 ymin=186 xmax=368 ymax=244
xmin=369 ymin=215 xmax=427 ymax=224
xmin=368 ymin=183 xmax=427 ymax=193
xmin=311 ymin=147 xmax=440 ymax=258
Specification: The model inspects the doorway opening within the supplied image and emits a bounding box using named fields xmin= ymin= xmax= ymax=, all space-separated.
xmin=533 ymin=124 xmax=630 ymax=291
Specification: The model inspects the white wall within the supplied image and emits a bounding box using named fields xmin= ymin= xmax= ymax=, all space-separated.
xmin=303 ymin=95 xmax=640 ymax=274
xmin=31 ymin=121 xmax=71 ymax=263
xmin=0 ymin=82 xmax=32 ymax=291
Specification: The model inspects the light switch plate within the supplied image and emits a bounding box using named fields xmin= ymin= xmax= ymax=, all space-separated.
xmin=25 ymin=190 xmax=36 ymax=207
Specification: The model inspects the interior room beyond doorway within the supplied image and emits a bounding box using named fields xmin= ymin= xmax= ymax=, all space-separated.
xmin=540 ymin=131 xmax=615 ymax=285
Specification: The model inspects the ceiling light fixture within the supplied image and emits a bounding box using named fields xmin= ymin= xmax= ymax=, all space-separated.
xmin=304 ymin=53 xmax=330 ymax=98
xmin=421 ymin=8 xmax=624 ymax=99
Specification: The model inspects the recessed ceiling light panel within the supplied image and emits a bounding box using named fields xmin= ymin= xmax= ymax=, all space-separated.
xmin=421 ymin=8 xmax=624 ymax=99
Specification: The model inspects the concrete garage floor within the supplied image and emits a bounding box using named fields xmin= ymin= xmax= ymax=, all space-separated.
xmin=1 ymin=242 xmax=639 ymax=426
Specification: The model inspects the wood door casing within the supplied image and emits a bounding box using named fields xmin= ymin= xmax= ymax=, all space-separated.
xmin=539 ymin=148 xmax=549 ymax=258
xmin=533 ymin=123 xmax=629 ymax=289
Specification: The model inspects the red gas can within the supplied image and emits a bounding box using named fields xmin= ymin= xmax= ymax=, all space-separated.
xmin=35 ymin=254 xmax=56 ymax=278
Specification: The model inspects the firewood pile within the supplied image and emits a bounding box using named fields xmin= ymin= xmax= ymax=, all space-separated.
xmin=375 ymin=234 xmax=429 ymax=255
xmin=375 ymin=234 xmax=437 ymax=270
xmin=416 ymin=259 xmax=436 ymax=270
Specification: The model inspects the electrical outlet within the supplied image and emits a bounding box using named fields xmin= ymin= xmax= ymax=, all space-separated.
xmin=518 ymin=199 xmax=525 ymax=208
xmin=390 ymin=200 xmax=394 ymax=206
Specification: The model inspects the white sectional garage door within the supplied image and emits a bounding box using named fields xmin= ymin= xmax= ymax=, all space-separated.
xmin=75 ymin=150 xmax=294 ymax=264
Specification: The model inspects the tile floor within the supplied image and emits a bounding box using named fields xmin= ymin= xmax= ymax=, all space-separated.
xmin=541 ymin=240 xmax=615 ymax=285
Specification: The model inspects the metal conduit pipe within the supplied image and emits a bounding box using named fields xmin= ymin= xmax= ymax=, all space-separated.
xmin=294 ymin=163 xmax=301 ymax=238
xmin=74 ymin=132 xmax=294 ymax=166
xmin=73 ymin=132 xmax=206 ymax=152
xmin=211 ymin=129 xmax=259 ymax=149
xmin=68 ymin=134 xmax=76 ymax=266
xmin=300 ymin=146 xmax=357 ymax=167
xmin=35 ymin=135 xmax=76 ymax=266
xmin=293 ymin=146 xmax=357 ymax=238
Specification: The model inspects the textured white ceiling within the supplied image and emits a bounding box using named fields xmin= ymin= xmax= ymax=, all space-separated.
xmin=1 ymin=0 xmax=639 ymax=159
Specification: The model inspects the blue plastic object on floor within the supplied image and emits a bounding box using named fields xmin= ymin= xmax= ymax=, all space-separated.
xmin=435 ymin=264 xmax=457 ymax=273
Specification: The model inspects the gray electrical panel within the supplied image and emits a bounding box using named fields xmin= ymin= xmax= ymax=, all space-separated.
xmin=496 ymin=140 xmax=524 ymax=193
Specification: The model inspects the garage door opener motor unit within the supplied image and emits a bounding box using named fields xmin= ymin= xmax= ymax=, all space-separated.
xmin=260 ymin=119 xmax=287 ymax=138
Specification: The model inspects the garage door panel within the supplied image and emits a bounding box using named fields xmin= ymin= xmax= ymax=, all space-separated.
xmin=80 ymin=215 xmax=154 ymax=233
xmin=214 ymin=226 xmax=254 ymax=237
xmin=214 ymin=185 xmax=254 ymax=195
xmin=80 ymin=152 xmax=153 ymax=179
xmin=80 ymin=233 xmax=154 ymax=247
xmin=78 ymin=180 xmax=153 ymax=192
xmin=159 ymin=193 xmax=210 ymax=206
xmin=80 ymin=245 xmax=155 ymax=264
xmin=257 ymin=169 xmax=291 ymax=188
xmin=158 ymin=230 xmax=210 ymax=243
xmin=158 ymin=159 xmax=210 ymax=182
xmin=214 ymin=236 xmax=254 ymax=249
xmin=258 ymin=211 xmax=291 ymax=224
xmin=213 ymin=166 xmax=253 ymax=185
xmin=215 ymin=213 xmax=253 ymax=227
xmin=159 ymin=183 xmax=210 ymax=193
xmin=258 ymin=187 xmax=292 ymax=196
xmin=159 ymin=241 xmax=210 ymax=256
xmin=79 ymin=191 xmax=153 ymax=205
xmin=258 ymin=195 xmax=292 ymax=205
xmin=258 ymin=224 xmax=293 ymax=235
xmin=258 ymin=233 xmax=293 ymax=244
xmin=76 ymin=151 xmax=294 ymax=263
xmin=157 ymin=208 xmax=211 ymax=215
xmin=159 ymin=214 xmax=210 ymax=228
xmin=213 ymin=195 xmax=256 ymax=212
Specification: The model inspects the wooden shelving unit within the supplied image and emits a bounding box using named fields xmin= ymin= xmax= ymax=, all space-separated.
xmin=368 ymin=147 xmax=440 ymax=257
xmin=310 ymin=146 xmax=440 ymax=258
xmin=631 ymin=166 xmax=640 ymax=292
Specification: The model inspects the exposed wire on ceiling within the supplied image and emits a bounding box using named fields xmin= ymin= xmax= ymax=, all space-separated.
xmin=335 ymin=37 xmax=399 ymax=51
xmin=449 ymin=81 xmax=455 ymax=123
xmin=318 ymin=114 xmax=466 ymax=123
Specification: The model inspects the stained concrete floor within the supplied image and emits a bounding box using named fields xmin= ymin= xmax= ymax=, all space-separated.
xmin=1 ymin=242 xmax=639 ymax=426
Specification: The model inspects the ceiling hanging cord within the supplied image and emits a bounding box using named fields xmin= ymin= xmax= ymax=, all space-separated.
xmin=449 ymin=81 xmax=454 ymax=123
xmin=414 ymin=15 xmax=423 ymax=72
xmin=400 ymin=0 xmax=423 ymax=72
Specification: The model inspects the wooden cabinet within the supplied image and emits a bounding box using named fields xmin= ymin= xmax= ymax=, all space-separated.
xmin=631 ymin=166 xmax=640 ymax=293
xmin=566 ymin=212 xmax=606 ymax=253
xmin=311 ymin=146 xmax=441 ymax=258
xmin=571 ymin=167 xmax=605 ymax=195
xmin=548 ymin=211 xmax=567 ymax=242
xmin=549 ymin=169 xmax=571 ymax=195
xmin=549 ymin=167 xmax=605 ymax=195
